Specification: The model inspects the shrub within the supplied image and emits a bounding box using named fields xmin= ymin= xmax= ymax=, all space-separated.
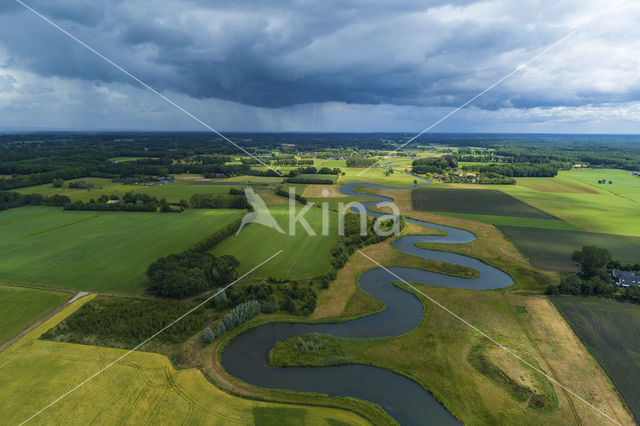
xmin=202 ymin=327 xmax=215 ymax=344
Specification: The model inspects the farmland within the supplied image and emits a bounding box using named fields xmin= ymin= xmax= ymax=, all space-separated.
xmin=3 ymin=133 xmax=640 ymax=425
xmin=0 ymin=284 xmax=70 ymax=346
xmin=211 ymin=206 xmax=338 ymax=279
xmin=17 ymin=178 xmax=247 ymax=204
xmin=0 ymin=296 xmax=367 ymax=425
xmin=563 ymin=169 xmax=640 ymax=202
xmin=411 ymin=187 xmax=558 ymax=219
xmin=493 ymin=172 xmax=640 ymax=236
xmin=430 ymin=172 xmax=640 ymax=236
xmin=498 ymin=226 xmax=640 ymax=271
xmin=552 ymin=297 xmax=640 ymax=422
xmin=0 ymin=206 xmax=243 ymax=294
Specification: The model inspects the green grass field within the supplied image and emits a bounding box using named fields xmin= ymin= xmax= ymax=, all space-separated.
xmin=17 ymin=179 xmax=245 ymax=204
xmin=411 ymin=186 xmax=558 ymax=219
xmin=0 ymin=285 xmax=70 ymax=346
xmin=295 ymin=173 xmax=338 ymax=182
xmin=552 ymin=297 xmax=640 ymax=422
xmin=491 ymin=171 xmax=640 ymax=236
xmin=211 ymin=206 xmax=338 ymax=279
xmin=0 ymin=206 xmax=244 ymax=294
xmin=0 ymin=296 xmax=367 ymax=426
xmin=498 ymin=226 xmax=640 ymax=271
xmin=563 ymin=169 xmax=640 ymax=201
xmin=339 ymin=167 xmax=418 ymax=187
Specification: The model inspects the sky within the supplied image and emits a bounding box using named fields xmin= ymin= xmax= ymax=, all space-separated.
xmin=0 ymin=0 xmax=639 ymax=133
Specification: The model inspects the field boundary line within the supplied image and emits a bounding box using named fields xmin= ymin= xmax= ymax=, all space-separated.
xmin=14 ymin=0 xmax=282 ymax=176
xmin=357 ymin=1 xmax=626 ymax=176
xmin=18 ymin=250 xmax=283 ymax=425
xmin=0 ymin=291 xmax=85 ymax=353
xmin=357 ymin=250 xmax=622 ymax=426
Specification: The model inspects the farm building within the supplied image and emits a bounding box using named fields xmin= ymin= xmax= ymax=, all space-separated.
xmin=612 ymin=269 xmax=640 ymax=287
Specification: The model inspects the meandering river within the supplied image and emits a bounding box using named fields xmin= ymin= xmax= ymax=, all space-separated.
xmin=222 ymin=175 xmax=513 ymax=425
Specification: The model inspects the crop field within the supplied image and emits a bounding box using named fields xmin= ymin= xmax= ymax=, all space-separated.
xmin=498 ymin=226 xmax=640 ymax=270
xmin=218 ymin=175 xmax=284 ymax=184
xmin=0 ymin=206 xmax=244 ymax=294
xmin=211 ymin=206 xmax=338 ymax=279
xmin=430 ymin=212 xmax=578 ymax=230
xmin=0 ymin=296 xmax=366 ymax=426
xmin=0 ymin=285 xmax=70 ymax=346
xmin=16 ymin=177 xmax=121 ymax=199
xmin=17 ymin=179 xmax=246 ymax=204
xmin=339 ymin=167 xmax=419 ymax=187
xmin=492 ymin=173 xmax=640 ymax=236
xmin=552 ymin=297 xmax=640 ymax=422
xmin=295 ymin=173 xmax=338 ymax=182
xmin=563 ymin=169 xmax=640 ymax=201
xmin=411 ymin=186 xmax=559 ymax=219
xmin=514 ymin=176 xmax=599 ymax=194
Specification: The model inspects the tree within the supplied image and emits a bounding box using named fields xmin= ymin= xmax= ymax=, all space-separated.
xmin=52 ymin=178 xmax=64 ymax=188
xmin=202 ymin=327 xmax=215 ymax=344
xmin=558 ymin=274 xmax=582 ymax=295
xmin=624 ymin=285 xmax=640 ymax=301
xmin=544 ymin=284 xmax=559 ymax=295
xmin=571 ymin=246 xmax=611 ymax=279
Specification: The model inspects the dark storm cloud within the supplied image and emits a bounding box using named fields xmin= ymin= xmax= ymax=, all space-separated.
xmin=0 ymin=0 xmax=636 ymax=110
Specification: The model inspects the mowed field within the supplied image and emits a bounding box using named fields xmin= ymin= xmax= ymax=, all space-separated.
xmin=0 ymin=296 xmax=367 ymax=426
xmin=412 ymin=187 xmax=558 ymax=218
xmin=498 ymin=226 xmax=640 ymax=271
xmin=17 ymin=178 xmax=246 ymax=204
xmin=0 ymin=206 xmax=243 ymax=294
xmin=552 ymin=297 xmax=640 ymax=422
xmin=563 ymin=169 xmax=640 ymax=202
xmin=428 ymin=170 xmax=640 ymax=236
xmin=0 ymin=285 xmax=70 ymax=346
xmin=211 ymin=206 xmax=338 ymax=279
xmin=495 ymin=170 xmax=640 ymax=236
xmin=410 ymin=186 xmax=578 ymax=229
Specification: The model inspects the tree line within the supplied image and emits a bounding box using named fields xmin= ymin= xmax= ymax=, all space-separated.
xmin=202 ymin=299 xmax=262 ymax=343
xmin=41 ymin=296 xmax=212 ymax=348
xmin=146 ymin=219 xmax=243 ymax=298
xmin=63 ymin=192 xmax=175 ymax=212
xmin=0 ymin=191 xmax=70 ymax=211
xmin=189 ymin=193 xmax=249 ymax=209
xmin=545 ymin=245 xmax=640 ymax=302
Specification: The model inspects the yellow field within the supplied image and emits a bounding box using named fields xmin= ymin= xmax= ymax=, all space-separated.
xmin=0 ymin=295 xmax=367 ymax=425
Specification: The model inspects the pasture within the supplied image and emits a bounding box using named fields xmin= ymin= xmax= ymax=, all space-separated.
xmin=211 ymin=206 xmax=338 ymax=279
xmin=17 ymin=179 xmax=246 ymax=204
xmin=552 ymin=297 xmax=640 ymax=422
xmin=493 ymin=173 xmax=640 ymax=236
xmin=0 ymin=285 xmax=70 ymax=346
xmin=498 ymin=226 xmax=640 ymax=271
xmin=0 ymin=206 xmax=244 ymax=294
xmin=563 ymin=169 xmax=640 ymax=202
xmin=0 ymin=296 xmax=366 ymax=426
xmin=339 ymin=167 xmax=419 ymax=187
xmin=411 ymin=186 xmax=558 ymax=219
